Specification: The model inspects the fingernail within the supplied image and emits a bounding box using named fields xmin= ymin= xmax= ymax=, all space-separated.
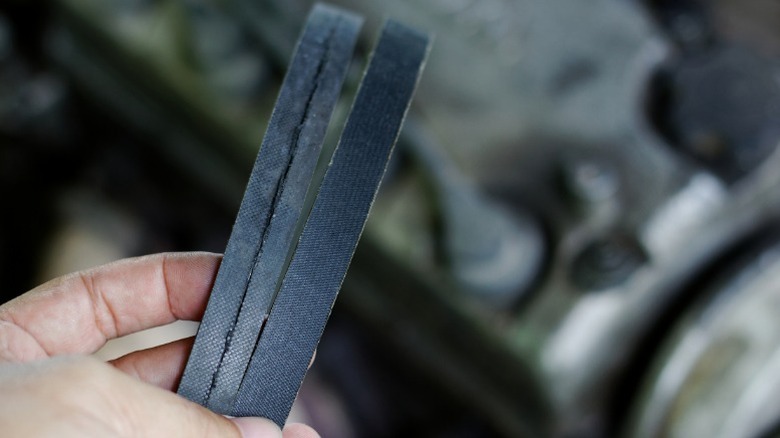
xmin=231 ymin=417 xmax=282 ymax=438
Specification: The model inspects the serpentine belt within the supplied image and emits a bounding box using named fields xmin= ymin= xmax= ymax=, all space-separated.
xmin=177 ymin=3 xmax=430 ymax=426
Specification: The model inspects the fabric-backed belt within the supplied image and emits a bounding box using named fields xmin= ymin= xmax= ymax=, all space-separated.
xmin=177 ymin=3 xmax=430 ymax=426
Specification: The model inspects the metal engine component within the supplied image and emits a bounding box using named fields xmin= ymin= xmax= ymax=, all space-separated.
xmin=628 ymin=236 xmax=780 ymax=438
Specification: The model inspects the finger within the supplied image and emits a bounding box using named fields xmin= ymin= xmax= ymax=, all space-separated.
xmin=109 ymin=364 xmax=284 ymax=438
xmin=111 ymin=339 xmax=315 ymax=391
xmin=95 ymin=358 xmax=282 ymax=438
xmin=110 ymin=337 xmax=194 ymax=391
xmin=283 ymin=423 xmax=321 ymax=438
xmin=233 ymin=417 xmax=284 ymax=438
xmin=0 ymin=356 xmax=283 ymax=438
xmin=112 ymin=344 xmax=320 ymax=438
xmin=0 ymin=252 xmax=221 ymax=360
xmin=111 ymin=344 xmax=320 ymax=437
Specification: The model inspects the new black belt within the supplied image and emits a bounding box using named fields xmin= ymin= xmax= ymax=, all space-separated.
xmin=177 ymin=3 xmax=430 ymax=426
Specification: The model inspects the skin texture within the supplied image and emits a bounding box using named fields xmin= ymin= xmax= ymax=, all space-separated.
xmin=0 ymin=252 xmax=319 ymax=438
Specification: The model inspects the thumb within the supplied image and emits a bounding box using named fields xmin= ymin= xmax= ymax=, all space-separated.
xmin=231 ymin=417 xmax=284 ymax=438
xmin=0 ymin=356 xmax=284 ymax=437
xmin=91 ymin=359 xmax=282 ymax=437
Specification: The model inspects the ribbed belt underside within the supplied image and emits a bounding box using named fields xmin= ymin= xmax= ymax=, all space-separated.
xmin=177 ymin=2 xmax=430 ymax=426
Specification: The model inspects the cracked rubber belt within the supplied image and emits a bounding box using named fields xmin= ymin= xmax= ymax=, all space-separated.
xmin=177 ymin=4 xmax=362 ymax=412
xmin=231 ymin=20 xmax=430 ymax=425
xmin=178 ymin=3 xmax=430 ymax=427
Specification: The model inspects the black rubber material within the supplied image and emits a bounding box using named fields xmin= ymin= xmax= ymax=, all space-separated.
xmin=230 ymin=20 xmax=430 ymax=425
xmin=177 ymin=4 xmax=362 ymax=412
xmin=178 ymin=3 xmax=430 ymax=426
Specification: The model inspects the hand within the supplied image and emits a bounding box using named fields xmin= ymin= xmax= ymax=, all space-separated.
xmin=0 ymin=252 xmax=319 ymax=438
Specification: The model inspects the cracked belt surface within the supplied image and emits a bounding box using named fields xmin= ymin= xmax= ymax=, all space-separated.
xmin=177 ymin=2 xmax=430 ymax=426
xmin=176 ymin=4 xmax=362 ymax=413
xmin=230 ymin=19 xmax=430 ymax=425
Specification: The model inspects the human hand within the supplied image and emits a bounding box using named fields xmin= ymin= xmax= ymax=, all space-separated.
xmin=0 ymin=252 xmax=319 ymax=438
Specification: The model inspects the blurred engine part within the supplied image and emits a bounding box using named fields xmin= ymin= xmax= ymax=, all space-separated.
xmin=646 ymin=0 xmax=780 ymax=183
xmin=402 ymin=120 xmax=547 ymax=307
xmin=627 ymin=234 xmax=780 ymax=438
xmin=2 ymin=0 xmax=780 ymax=436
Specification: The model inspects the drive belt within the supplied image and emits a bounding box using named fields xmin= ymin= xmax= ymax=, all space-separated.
xmin=177 ymin=4 xmax=362 ymax=412
xmin=177 ymin=2 xmax=431 ymax=427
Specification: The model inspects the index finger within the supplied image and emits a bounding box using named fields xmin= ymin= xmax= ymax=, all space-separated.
xmin=0 ymin=252 xmax=221 ymax=361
